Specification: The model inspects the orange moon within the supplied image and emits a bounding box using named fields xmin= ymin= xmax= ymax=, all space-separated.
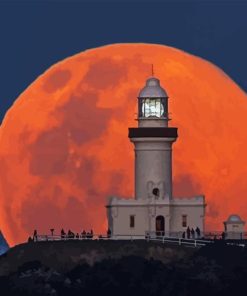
xmin=0 ymin=43 xmax=247 ymax=246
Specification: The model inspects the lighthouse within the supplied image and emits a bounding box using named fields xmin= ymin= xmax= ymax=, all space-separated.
xmin=106 ymin=75 xmax=206 ymax=239
xmin=129 ymin=76 xmax=177 ymax=201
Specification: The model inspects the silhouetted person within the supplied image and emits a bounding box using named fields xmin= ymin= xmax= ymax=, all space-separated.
xmin=90 ymin=229 xmax=93 ymax=239
xmin=186 ymin=227 xmax=191 ymax=239
xmin=76 ymin=233 xmax=79 ymax=239
xmin=68 ymin=229 xmax=74 ymax=239
xmin=107 ymin=228 xmax=111 ymax=238
xmin=50 ymin=228 xmax=55 ymax=239
xmin=33 ymin=229 xmax=38 ymax=242
xmin=195 ymin=227 xmax=201 ymax=238
xmin=61 ymin=229 xmax=66 ymax=239
xmin=81 ymin=230 xmax=86 ymax=239
xmin=182 ymin=232 xmax=185 ymax=239
xmin=191 ymin=228 xmax=195 ymax=239
xmin=28 ymin=236 xmax=33 ymax=243
xmin=222 ymin=231 xmax=226 ymax=240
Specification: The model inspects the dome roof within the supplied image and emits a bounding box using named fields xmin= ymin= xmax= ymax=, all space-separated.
xmin=227 ymin=214 xmax=243 ymax=223
xmin=138 ymin=77 xmax=168 ymax=98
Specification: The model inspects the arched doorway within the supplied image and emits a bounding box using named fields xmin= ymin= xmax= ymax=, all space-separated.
xmin=156 ymin=215 xmax=165 ymax=236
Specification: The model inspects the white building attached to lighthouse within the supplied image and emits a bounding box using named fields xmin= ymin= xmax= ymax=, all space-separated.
xmin=106 ymin=76 xmax=206 ymax=238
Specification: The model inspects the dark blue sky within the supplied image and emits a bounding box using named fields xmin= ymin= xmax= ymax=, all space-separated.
xmin=0 ymin=0 xmax=246 ymax=122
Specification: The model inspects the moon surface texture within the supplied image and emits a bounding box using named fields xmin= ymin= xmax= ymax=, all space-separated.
xmin=0 ymin=44 xmax=247 ymax=245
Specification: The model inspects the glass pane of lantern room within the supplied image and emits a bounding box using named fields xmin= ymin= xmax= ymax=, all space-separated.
xmin=142 ymin=98 xmax=150 ymax=117
xmin=149 ymin=100 xmax=156 ymax=116
xmin=161 ymin=98 xmax=167 ymax=117
xmin=138 ymin=99 xmax=142 ymax=117
xmin=155 ymin=99 xmax=160 ymax=117
xmin=145 ymin=98 xmax=149 ymax=117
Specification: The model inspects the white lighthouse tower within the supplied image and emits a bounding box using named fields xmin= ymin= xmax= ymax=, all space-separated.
xmin=129 ymin=76 xmax=177 ymax=202
xmin=106 ymin=75 xmax=206 ymax=239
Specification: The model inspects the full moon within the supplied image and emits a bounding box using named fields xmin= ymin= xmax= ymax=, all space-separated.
xmin=0 ymin=43 xmax=247 ymax=245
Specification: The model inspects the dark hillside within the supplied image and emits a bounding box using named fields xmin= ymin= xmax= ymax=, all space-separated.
xmin=0 ymin=240 xmax=247 ymax=296
xmin=0 ymin=239 xmax=194 ymax=276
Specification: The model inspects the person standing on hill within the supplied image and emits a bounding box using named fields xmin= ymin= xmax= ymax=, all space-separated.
xmin=107 ymin=228 xmax=111 ymax=238
xmin=186 ymin=227 xmax=191 ymax=239
xmin=33 ymin=229 xmax=38 ymax=242
xmin=195 ymin=227 xmax=201 ymax=238
xmin=61 ymin=229 xmax=66 ymax=239
xmin=191 ymin=228 xmax=195 ymax=239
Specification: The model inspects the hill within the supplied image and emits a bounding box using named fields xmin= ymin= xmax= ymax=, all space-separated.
xmin=0 ymin=239 xmax=247 ymax=296
xmin=0 ymin=239 xmax=193 ymax=276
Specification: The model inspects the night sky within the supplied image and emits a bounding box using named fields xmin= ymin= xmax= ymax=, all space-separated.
xmin=0 ymin=0 xmax=247 ymax=123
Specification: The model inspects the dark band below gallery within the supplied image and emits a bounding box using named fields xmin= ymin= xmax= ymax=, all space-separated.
xmin=128 ymin=127 xmax=178 ymax=138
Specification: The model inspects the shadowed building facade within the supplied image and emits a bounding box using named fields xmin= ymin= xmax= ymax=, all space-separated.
xmin=106 ymin=76 xmax=206 ymax=238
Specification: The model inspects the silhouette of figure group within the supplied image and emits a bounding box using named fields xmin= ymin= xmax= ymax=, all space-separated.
xmin=182 ymin=227 xmax=201 ymax=239
xmin=80 ymin=229 xmax=94 ymax=239
xmin=31 ymin=227 xmax=113 ymax=242
xmin=60 ymin=229 xmax=94 ymax=240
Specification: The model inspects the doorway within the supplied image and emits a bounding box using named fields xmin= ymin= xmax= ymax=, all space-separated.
xmin=156 ymin=215 xmax=165 ymax=236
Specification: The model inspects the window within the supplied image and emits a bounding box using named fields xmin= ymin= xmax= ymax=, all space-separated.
xmin=152 ymin=188 xmax=160 ymax=197
xmin=182 ymin=215 xmax=187 ymax=227
xmin=130 ymin=215 xmax=135 ymax=228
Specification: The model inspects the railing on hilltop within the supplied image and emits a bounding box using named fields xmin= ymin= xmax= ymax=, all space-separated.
xmin=32 ymin=231 xmax=247 ymax=248
xmin=145 ymin=231 xmax=213 ymax=247
xmin=35 ymin=233 xmax=107 ymax=242
xmin=204 ymin=231 xmax=247 ymax=240
xmin=33 ymin=233 xmax=213 ymax=248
